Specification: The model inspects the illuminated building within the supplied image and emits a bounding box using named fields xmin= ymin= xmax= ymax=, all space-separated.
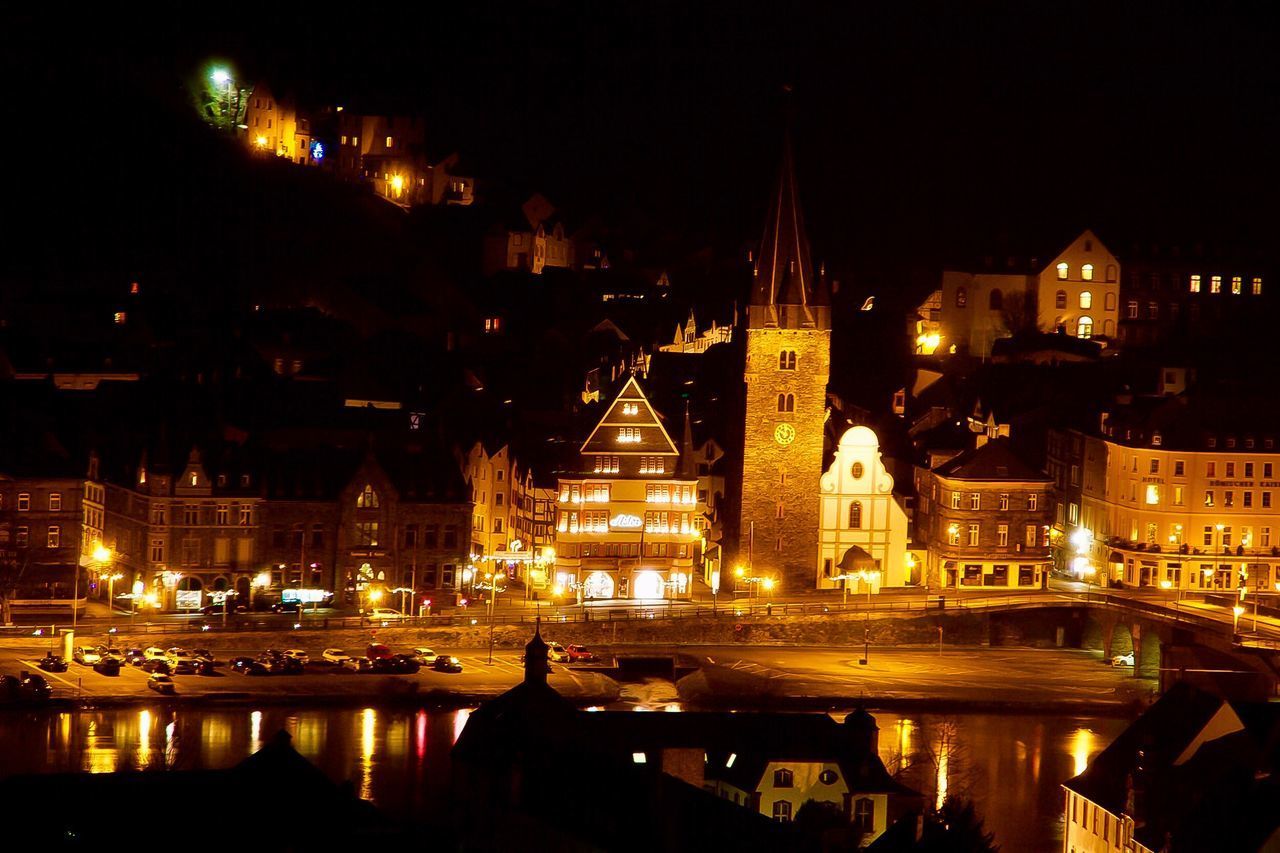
xmin=917 ymin=229 xmax=1121 ymax=358
xmin=481 ymin=193 xmax=575 ymax=275
xmin=241 ymin=83 xmax=322 ymax=166
xmin=738 ymin=133 xmax=831 ymax=592
xmin=462 ymin=442 xmax=556 ymax=593
xmin=817 ymin=426 xmax=912 ymax=591
xmin=1116 ymin=242 xmax=1269 ymax=348
xmin=555 ymin=376 xmax=698 ymax=600
xmin=1049 ymin=392 xmax=1280 ymax=592
xmin=914 ymin=437 xmax=1053 ymax=590
xmin=658 ymin=309 xmax=734 ymax=354
xmin=335 ymin=111 xmax=473 ymax=206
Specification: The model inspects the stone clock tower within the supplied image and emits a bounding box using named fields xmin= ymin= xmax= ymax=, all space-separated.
xmin=738 ymin=134 xmax=831 ymax=592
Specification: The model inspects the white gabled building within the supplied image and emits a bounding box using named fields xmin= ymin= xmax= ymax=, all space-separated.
xmin=817 ymin=426 xmax=911 ymax=592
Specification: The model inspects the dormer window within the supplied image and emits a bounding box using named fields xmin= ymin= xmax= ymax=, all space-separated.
xmin=358 ymin=485 xmax=380 ymax=508
xmin=189 ymin=473 xmax=198 ymax=486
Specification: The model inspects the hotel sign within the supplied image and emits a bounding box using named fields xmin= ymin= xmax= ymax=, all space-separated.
xmin=610 ymin=513 xmax=643 ymax=530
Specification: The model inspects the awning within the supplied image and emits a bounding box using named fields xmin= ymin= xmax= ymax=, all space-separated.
xmin=943 ymin=560 xmax=957 ymax=569
xmin=1108 ymin=551 xmax=1125 ymax=563
xmin=837 ymin=545 xmax=878 ymax=574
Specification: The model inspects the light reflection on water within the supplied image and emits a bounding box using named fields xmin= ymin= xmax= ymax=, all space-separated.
xmin=865 ymin=711 xmax=1124 ymax=851
xmin=0 ymin=702 xmax=1126 ymax=848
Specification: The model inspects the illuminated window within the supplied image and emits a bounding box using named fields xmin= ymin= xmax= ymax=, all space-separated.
xmin=968 ymin=523 xmax=979 ymax=546
xmin=955 ymin=287 xmax=967 ymax=308
xmin=1082 ymin=264 xmax=1094 ymax=281
xmin=357 ymin=485 xmax=379 ymax=508
xmin=1232 ymin=276 xmax=1242 ymax=295
xmin=1253 ymin=277 xmax=1263 ymax=295
xmin=777 ymin=393 xmax=795 ymax=413
xmin=385 ymin=135 xmax=393 ymax=148
xmin=1077 ymin=316 xmax=1093 ymax=338
xmin=617 ymin=427 xmax=642 ymax=443
xmin=950 ymin=491 xmax=961 ymax=510
xmin=356 ymin=522 xmax=379 ymax=546
xmin=848 ymin=501 xmax=862 ymax=529
xmin=1145 ymin=484 xmax=1160 ymax=505
xmin=948 ymin=525 xmax=960 ymax=545
xmin=998 ymin=493 xmax=1009 ymax=510
xmin=113 ymin=311 xmax=126 ymax=324
xmin=970 ymin=493 xmax=980 ymax=510
xmin=1204 ymin=490 xmax=1214 ymax=507
xmin=483 ymin=316 xmax=502 ymax=333
xmin=1056 ymin=262 xmax=1069 ymax=280
xmin=1055 ymin=290 xmax=1067 ymax=309
xmin=1211 ymin=275 xmax=1222 ymax=294
xmin=47 ymin=525 xmax=60 ymax=548
xmin=1028 ymin=493 xmax=1038 ymax=511
xmin=1190 ymin=274 xmax=1201 ymax=293
xmin=341 ymin=135 xmax=348 ymax=145
xmin=1079 ymin=291 xmax=1092 ymax=309
xmin=622 ymin=403 xmax=638 ymax=416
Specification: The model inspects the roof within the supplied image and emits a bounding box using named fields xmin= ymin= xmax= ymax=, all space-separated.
xmin=931 ymin=437 xmax=1048 ymax=482
xmin=751 ymin=133 xmax=828 ymax=309
xmin=579 ymin=374 xmax=680 ymax=456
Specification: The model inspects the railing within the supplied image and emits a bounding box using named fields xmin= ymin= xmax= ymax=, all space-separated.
xmin=0 ymin=593 xmax=1090 ymax=636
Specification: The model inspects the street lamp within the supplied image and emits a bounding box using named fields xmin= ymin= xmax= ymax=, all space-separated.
xmin=131 ymin=579 xmax=144 ymax=625
xmin=487 ymin=571 xmax=506 ymax=665
xmin=210 ymin=68 xmax=233 ymax=132
xmin=1232 ymin=604 xmax=1245 ymax=635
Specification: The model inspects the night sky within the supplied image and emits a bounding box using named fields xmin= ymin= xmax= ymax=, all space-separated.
xmin=9 ymin=4 xmax=1280 ymax=302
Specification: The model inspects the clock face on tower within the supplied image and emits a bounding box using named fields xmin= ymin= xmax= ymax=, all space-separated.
xmin=774 ymin=423 xmax=796 ymax=446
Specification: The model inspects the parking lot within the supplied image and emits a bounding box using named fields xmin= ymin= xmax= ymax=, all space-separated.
xmin=0 ymin=643 xmax=605 ymax=703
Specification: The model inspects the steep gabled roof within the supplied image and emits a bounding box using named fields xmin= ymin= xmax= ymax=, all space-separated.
xmin=579 ymin=374 xmax=679 ymax=456
xmin=751 ymin=133 xmax=827 ymax=309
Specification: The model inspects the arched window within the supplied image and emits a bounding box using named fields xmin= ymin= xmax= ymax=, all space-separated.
xmin=955 ymin=287 xmax=967 ymax=308
xmin=853 ymin=798 xmax=875 ymax=834
xmin=1079 ymin=291 xmax=1092 ymax=309
xmin=357 ymin=485 xmax=379 ymax=508
xmin=1082 ymin=263 xmax=1094 ymax=281
xmin=777 ymin=393 xmax=795 ymax=413
xmin=1077 ymin=316 xmax=1094 ymax=339
xmin=778 ymin=350 xmax=797 ymax=370
xmin=851 ymin=462 xmax=864 ymax=479
xmin=773 ymin=768 xmax=794 ymax=788
xmin=1056 ymin=262 xmax=1069 ymax=280
xmin=1106 ymin=264 xmax=1117 ymax=282
xmin=849 ymin=501 xmax=863 ymax=529
xmin=988 ymin=289 xmax=1003 ymax=311
xmin=1105 ymin=292 xmax=1116 ymax=310
xmin=1055 ymin=290 xmax=1067 ymax=309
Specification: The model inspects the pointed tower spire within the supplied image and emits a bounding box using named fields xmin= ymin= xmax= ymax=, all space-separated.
xmin=751 ymin=128 xmax=827 ymax=311
xmin=679 ymin=402 xmax=697 ymax=477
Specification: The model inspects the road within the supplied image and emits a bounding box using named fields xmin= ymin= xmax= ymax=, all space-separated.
xmin=673 ymin=644 xmax=1153 ymax=708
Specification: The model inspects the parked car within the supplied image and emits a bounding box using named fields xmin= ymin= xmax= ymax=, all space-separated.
xmin=73 ymin=646 xmax=102 ymax=666
xmin=143 ymin=646 xmax=168 ymax=661
xmin=366 ymin=608 xmax=403 ymax=623
xmin=125 ymin=648 xmax=147 ymax=666
xmin=411 ymin=647 xmax=437 ymax=665
xmin=368 ymin=657 xmax=399 ymax=674
xmin=566 ymin=644 xmax=598 ymax=663
xmin=321 ymin=649 xmax=351 ymax=665
xmin=0 ymin=675 xmax=19 ymax=698
xmin=93 ymin=659 xmax=122 ymax=676
xmin=547 ymin=643 xmax=571 ymax=663
xmin=37 ymin=654 xmax=68 ymax=672
xmin=192 ymin=649 xmax=216 ymax=665
xmin=432 ymin=655 xmax=463 ymax=673
xmin=147 ymin=674 xmax=176 ymax=694
xmin=230 ymin=657 xmax=269 ymax=676
xmin=390 ymin=654 xmax=420 ymax=673
xmin=1111 ymin=652 xmax=1135 ymax=667
xmin=18 ymin=672 xmax=52 ymax=701
xmin=98 ymin=647 xmax=125 ymax=664
xmin=166 ymin=648 xmax=199 ymax=674
xmin=366 ymin=643 xmax=394 ymax=660
xmin=282 ymin=649 xmax=310 ymax=665
xmin=200 ymin=603 xmax=247 ymax=616
xmin=270 ymin=602 xmax=302 ymax=614
xmin=340 ymin=657 xmax=371 ymax=673
xmin=141 ymin=659 xmax=172 ymax=674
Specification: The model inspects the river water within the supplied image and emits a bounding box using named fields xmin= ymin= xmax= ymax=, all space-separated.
xmin=0 ymin=687 xmax=1126 ymax=851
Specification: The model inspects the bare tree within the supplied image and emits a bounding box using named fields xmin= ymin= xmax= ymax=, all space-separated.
xmin=998 ymin=291 xmax=1039 ymax=338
